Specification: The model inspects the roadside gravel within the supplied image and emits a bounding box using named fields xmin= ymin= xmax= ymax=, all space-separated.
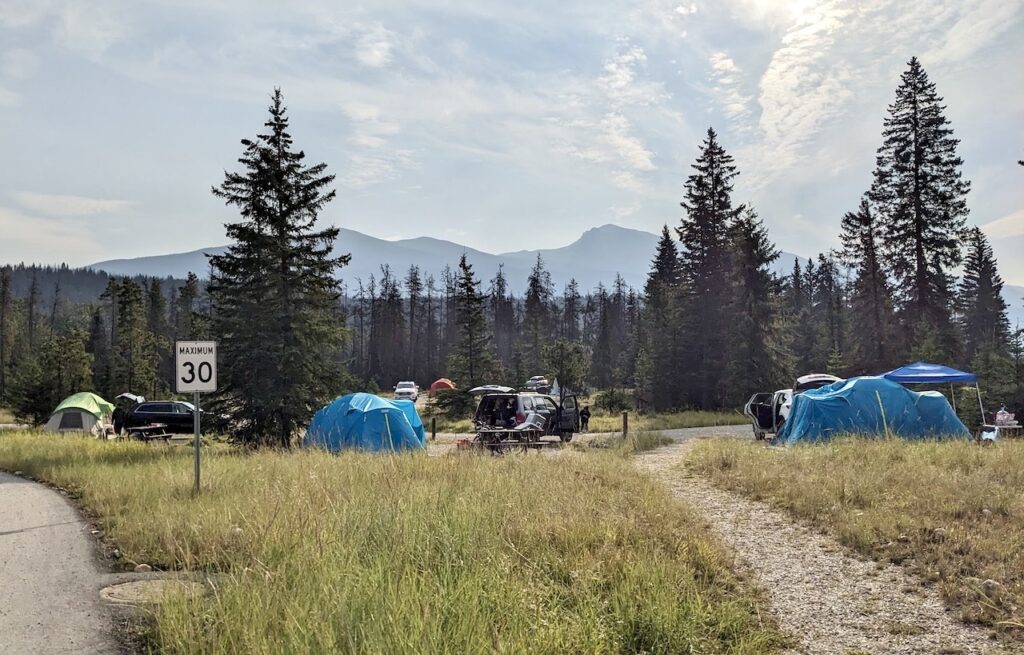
xmin=636 ymin=440 xmax=1010 ymax=655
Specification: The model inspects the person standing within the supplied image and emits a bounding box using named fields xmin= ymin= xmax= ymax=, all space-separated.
xmin=579 ymin=405 xmax=591 ymax=432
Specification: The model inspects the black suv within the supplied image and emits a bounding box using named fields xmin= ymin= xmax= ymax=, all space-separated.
xmin=124 ymin=401 xmax=199 ymax=434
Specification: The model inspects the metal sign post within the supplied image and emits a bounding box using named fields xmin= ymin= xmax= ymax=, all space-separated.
xmin=175 ymin=341 xmax=217 ymax=495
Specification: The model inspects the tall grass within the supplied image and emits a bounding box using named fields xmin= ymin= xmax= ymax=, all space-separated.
xmin=0 ymin=432 xmax=784 ymax=654
xmin=688 ymin=437 xmax=1024 ymax=635
xmin=587 ymin=410 xmax=748 ymax=434
xmin=582 ymin=431 xmax=675 ymax=455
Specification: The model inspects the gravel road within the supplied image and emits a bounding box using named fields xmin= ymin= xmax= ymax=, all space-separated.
xmin=636 ymin=440 xmax=1007 ymax=655
xmin=0 ymin=472 xmax=117 ymax=654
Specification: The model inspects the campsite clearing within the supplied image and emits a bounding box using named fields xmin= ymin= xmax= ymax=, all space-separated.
xmin=688 ymin=437 xmax=1024 ymax=637
xmin=0 ymin=432 xmax=785 ymax=654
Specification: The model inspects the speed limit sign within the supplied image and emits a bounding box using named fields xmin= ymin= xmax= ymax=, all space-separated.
xmin=175 ymin=341 xmax=217 ymax=393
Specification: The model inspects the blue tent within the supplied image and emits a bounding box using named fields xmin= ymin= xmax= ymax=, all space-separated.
xmin=304 ymin=393 xmax=426 ymax=453
xmin=883 ymin=361 xmax=977 ymax=384
xmin=883 ymin=361 xmax=983 ymax=418
xmin=776 ymin=376 xmax=969 ymax=444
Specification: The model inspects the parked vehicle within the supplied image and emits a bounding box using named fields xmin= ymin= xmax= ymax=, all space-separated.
xmin=744 ymin=373 xmax=842 ymax=440
xmin=123 ymin=400 xmax=201 ymax=434
xmin=524 ymin=375 xmax=550 ymax=392
xmin=393 ymin=381 xmax=419 ymax=401
xmin=472 ymin=389 xmax=578 ymax=442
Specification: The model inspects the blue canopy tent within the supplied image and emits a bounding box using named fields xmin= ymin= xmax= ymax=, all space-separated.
xmin=777 ymin=376 xmax=969 ymax=444
xmin=883 ymin=361 xmax=982 ymax=420
xmin=304 ymin=392 xmax=426 ymax=453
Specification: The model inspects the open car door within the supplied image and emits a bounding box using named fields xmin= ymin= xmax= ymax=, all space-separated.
xmin=557 ymin=394 xmax=579 ymax=442
xmin=743 ymin=393 xmax=775 ymax=440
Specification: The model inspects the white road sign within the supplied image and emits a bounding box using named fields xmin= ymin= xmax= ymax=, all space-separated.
xmin=175 ymin=341 xmax=217 ymax=393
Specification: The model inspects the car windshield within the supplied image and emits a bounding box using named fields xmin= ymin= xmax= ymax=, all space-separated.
xmin=397 ymin=382 xmax=415 ymax=389
xmin=179 ymin=402 xmax=196 ymax=411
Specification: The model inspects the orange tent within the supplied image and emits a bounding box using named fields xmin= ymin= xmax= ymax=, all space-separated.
xmin=429 ymin=378 xmax=456 ymax=397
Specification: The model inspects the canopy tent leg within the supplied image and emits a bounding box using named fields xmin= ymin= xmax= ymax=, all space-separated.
xmin=976 ymin=383 xmax=985 ymax=423
xmin=950 ymin=384 xmax=957 ymax=412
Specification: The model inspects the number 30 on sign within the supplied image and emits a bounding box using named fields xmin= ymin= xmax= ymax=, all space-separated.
xmin=176 ymin=341 xmax=217 ymax=393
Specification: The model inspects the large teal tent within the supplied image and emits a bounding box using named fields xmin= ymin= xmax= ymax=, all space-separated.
xmin=776 ymin=376 xmax=969 ymax=444
xmin=304 ymin=393 xmax=426 ymax=452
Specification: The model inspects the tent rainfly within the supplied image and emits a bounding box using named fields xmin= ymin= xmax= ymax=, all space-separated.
xmin=44 ymin=392 xmax=115 ymax=436
xmin=883 ymin=361 xmax=982 ymax=419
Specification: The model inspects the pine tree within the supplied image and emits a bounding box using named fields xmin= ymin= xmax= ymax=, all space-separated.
xmin=489 ymin=265 xmax=516 ymax=368
xmin=958 ymin=227 xmax=1010 ymax=362
xmin=0 ymin=269 xmax=10 ymax=401
xmin=403 ymin=266 xmax=421 ymax=382
xmin=562 ymin=278 xmax=581 ymax=342
xmin=645 ymin=226 xmax=679 ymax=295
xmin=638 ymin=229 xmax=684 ymax=410
xmin=174 ymin=272 xmax=202 ymax=340
xmin=523 ymin=254 xmax=554 ymax=372
xmin=208 ymin=89 xmax=350 ymax=447
xmin=677 ymin=127 xmax=742 ymax=408
xmin=724 ymin=207 xmax=785 ymax=405
xmin=447 ymin=255 xmax=493 ymax=388
xmin=839 ymin=198 xmax=895 ymax=372
xmin=870 ymin=57 xmax=969 ymax=359
xmin=810 ymin=254 xmax=846 ymax=373
xmin=111 ymin=279 xmax=159 ymax=396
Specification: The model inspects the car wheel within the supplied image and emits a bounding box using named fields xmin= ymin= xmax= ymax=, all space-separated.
xmin=560 ymin=431 xmax=573 ymax=443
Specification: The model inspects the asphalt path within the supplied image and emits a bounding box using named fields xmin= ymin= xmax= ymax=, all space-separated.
xmin=0 ymin=472 xmax=117 ymax=654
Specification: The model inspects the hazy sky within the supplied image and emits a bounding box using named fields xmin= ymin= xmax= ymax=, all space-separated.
xmin=1 ymin=0 xmax=1022 ymax=280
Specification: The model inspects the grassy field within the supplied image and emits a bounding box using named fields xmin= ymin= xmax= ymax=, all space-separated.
xmin=578 ymin=431 xmax=675 ymax=455
xmin=688 ymin=437 xmax=1024 ymax=635
xmin=0 ymin=432 xmax=785 ymax=654
xmin=425 ymin=409 xmax=747 ymax=435
xmin=0 ymin=406 xmax=17 ymax=423
xmin=587 ymin=410 xmax=747 ymax=433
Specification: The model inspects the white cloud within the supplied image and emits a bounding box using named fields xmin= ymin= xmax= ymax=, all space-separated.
xmin=924 ymin=0 xmax=1024 ymax=65
xmin=54 ymin=2 xmax=126 ymax=58
xmin=675 ymin=3 xmax=698 ymax=14
xmin=13 ymin=191 xmax=136 ymax=216
xmin=980 ymin=210 xmax=1024 ymax=239
xmin=708 ymin=51 xmax=754 ymax=124
xmin=355 ymin=24 xmax=395 ymax=68
xmin=0 ymin=205 xmax=104 ymax=265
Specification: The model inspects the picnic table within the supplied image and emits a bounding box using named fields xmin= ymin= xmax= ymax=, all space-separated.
xmin=126 ymin=423 xmax=173 ymax=442
xmin=976 ymin=423 xmax=1023 ymax=442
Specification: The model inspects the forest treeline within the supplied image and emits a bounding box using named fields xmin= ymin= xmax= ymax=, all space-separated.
xmin=0 ymin=59 xmax=1021 ymax=443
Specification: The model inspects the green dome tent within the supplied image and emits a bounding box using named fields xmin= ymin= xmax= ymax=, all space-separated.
xmin=44 ymin=392 xmax=115 ymax=436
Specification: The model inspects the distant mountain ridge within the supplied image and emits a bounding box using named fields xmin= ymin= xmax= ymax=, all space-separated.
xmin=88 ymin=224 xmax=803 ymax=294
xmin=88 ymin=223 xmax=1024 ymax=325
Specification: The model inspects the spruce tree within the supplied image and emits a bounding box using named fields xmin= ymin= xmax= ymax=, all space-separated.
xmin=638 ymin=225 xmax=684 ymax=410
xmin=724 ymin=207 xmax=785 ymax=405
xmin=0 ymin=269 xmax=10 ymax=401
xmin=447 ymin=254 xmax=493 ymax=388
xmin=209 ymin=89 xmax=350 ymax=447
xmin=839 ymin=198 xmax=895 ymax=372
xmin=405 ymin=265 xmax=423 ymax=382
xmin=677 ymin=127 xmax=742 ymax=408
xmin=562 ymin=278 xmax=581 ymax=342
xmin=488 ymin=265 xmax=516 ymax=369
xmin=869 ymin=57 xmax=969 ymax=359
xmin=523 ymin=254 xmax=554 ymax=372
xmin=958 ymin=227 xmax=1010 ymax=362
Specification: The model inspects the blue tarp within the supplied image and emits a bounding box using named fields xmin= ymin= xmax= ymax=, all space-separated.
xmin=776 ymin=376 xmax=970 ymax=444
xmin=304 ymin=392 xmax=426 ymax=453
xmin=883 ymin=361 xmax=977 ymax=384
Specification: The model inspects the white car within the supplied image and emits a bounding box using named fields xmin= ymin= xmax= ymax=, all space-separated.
xmin=744 ymin=374 xmax=842 ymax=440
xmin=393 ymin=381 xmax=419 ymax=401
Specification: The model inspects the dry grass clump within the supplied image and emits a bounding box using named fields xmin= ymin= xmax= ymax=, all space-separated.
xmin=688 ymin=437 xmax=1024 ymax=635
xmin=582 ymin=431 xmax=675 ymax=454
xmin=0 ymin=432 xmax=784 ymax=655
